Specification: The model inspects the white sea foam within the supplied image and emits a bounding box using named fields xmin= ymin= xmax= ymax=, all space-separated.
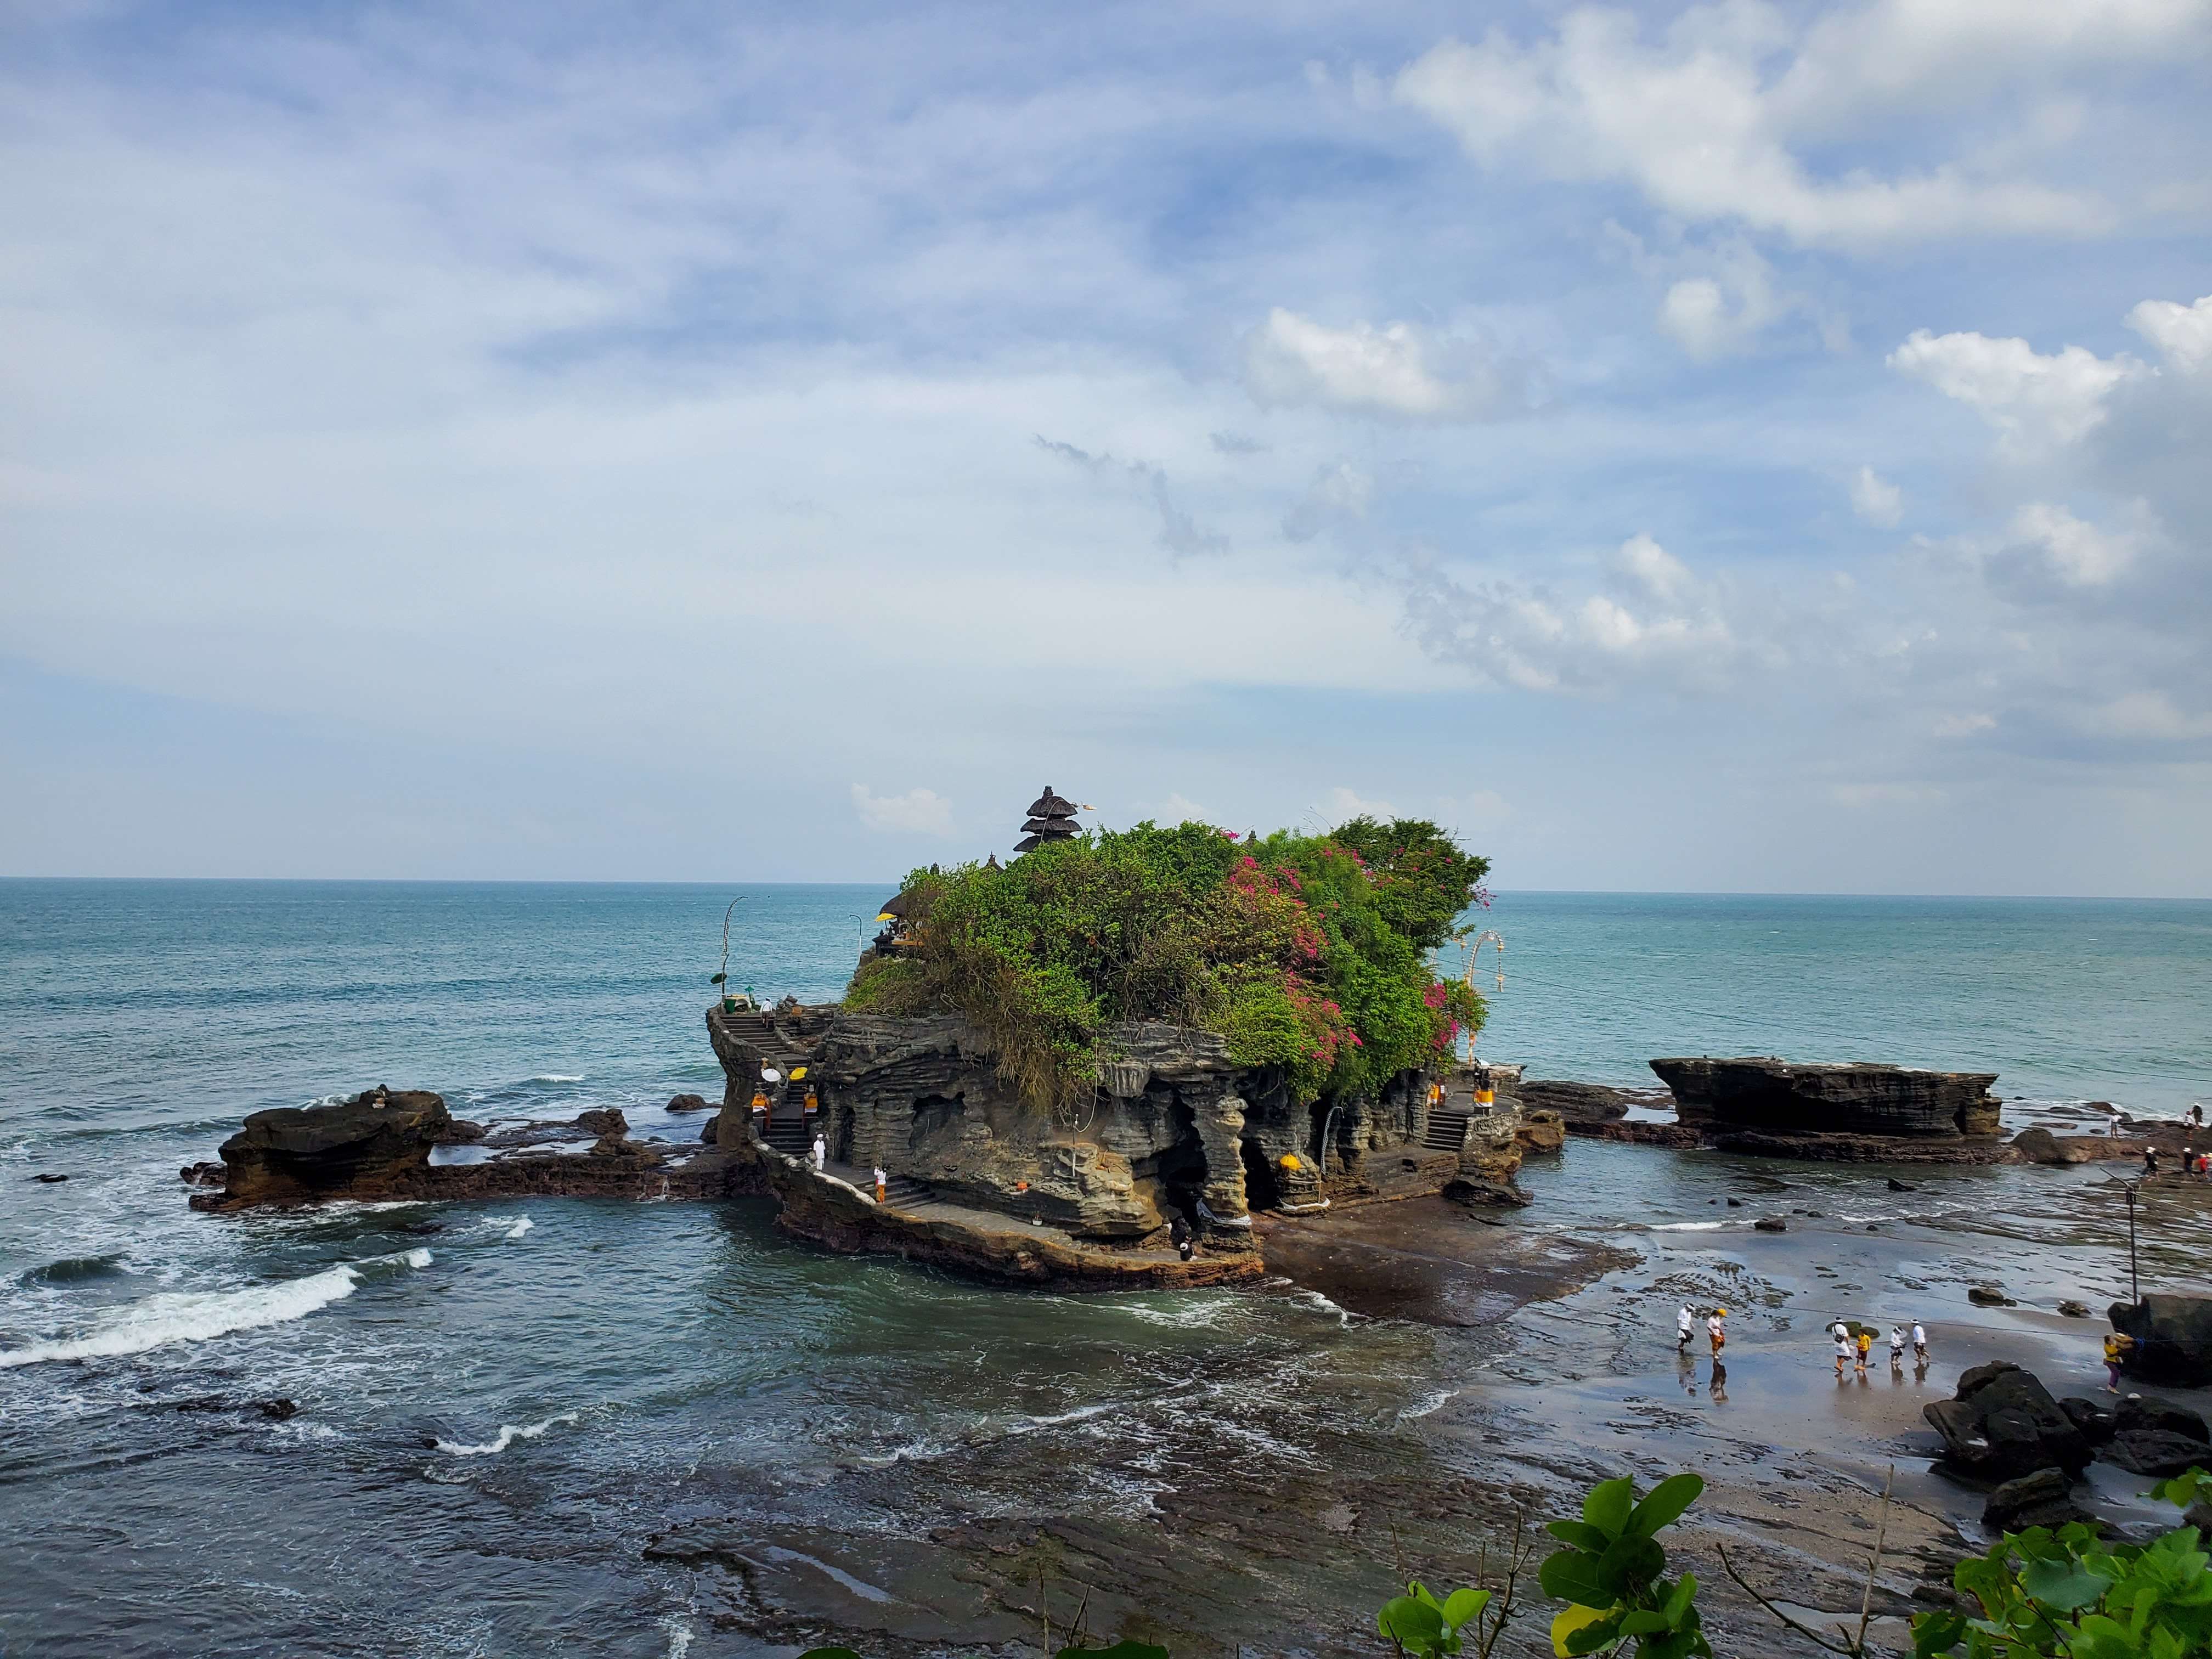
xmin=483 ymin=1215 xmax=534 ymax=1241
xmin=529 ymin=1074 xmax=585 ymax=1084
xmin=433 ymin=1409 xmax=579 ymax=1456
xmin=1650 ymin=1221 xmax=1734 ymax=1233
xmin=662 ymin=1617 xmax=694 ymax=1659
xmin=0 ymin=1249 xmax=431 ymax=1368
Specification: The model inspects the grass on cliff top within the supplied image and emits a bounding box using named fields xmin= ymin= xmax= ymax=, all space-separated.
xmin=844 ymin=817 xmax=1489 ymax=1115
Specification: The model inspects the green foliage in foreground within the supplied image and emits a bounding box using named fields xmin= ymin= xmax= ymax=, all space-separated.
xmin=1912 ymin=1470 xmax=2212 ymax=1659
xmin=845 ymin=817 xmax=1488 ymax=1113
xmin=1540 ymin=1473 xmax=1713 ymax=1659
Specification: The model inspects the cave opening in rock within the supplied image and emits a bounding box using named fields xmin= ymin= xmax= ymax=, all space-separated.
xmin=1239 ymin=1136 xmax=1282 ymax=1211
xmin=909 ymin=1092 xmax=966 ymax=1150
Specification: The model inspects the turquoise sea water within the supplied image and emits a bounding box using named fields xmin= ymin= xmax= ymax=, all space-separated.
xmin=2 ymin=881 xmax=2208 ymax=1657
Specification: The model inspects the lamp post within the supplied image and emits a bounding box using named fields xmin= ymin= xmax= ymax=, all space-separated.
xmin=2123 ymin=1179 xmax=2141 ymax=1305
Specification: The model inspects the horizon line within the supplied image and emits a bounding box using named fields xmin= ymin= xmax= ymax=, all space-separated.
xmin=2 ymin=874 xmax=2208 ymax=903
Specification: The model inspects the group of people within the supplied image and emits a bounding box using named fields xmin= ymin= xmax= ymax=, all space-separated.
xmin=1676 ymin=1303 xmax=1728 ymax=1354
xmin=1830 ymin=1318 xmax=1929 ymax=1377
xmin=2162 ymin=1144 xmax=2212 ymax=1179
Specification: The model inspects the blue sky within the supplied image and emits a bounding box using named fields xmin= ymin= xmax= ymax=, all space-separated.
xmin=4 ymin=0 xmax=2209 ymax=891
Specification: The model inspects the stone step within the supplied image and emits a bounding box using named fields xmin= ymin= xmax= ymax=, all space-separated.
xmin=1423 ymin=1111 xmax=1471 ymax=1150
xmin=876 ymin=1175 xmax=932 ymax=1209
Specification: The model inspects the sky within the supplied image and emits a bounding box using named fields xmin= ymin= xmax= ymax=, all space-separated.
xmin=3 ymin=0 xmax=2209 ymax=893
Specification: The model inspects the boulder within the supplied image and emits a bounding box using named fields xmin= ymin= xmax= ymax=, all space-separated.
xmin=2109 ymin=1297 xmax=2212 ymax=1387
xmin=576 ymin=1108 xmax=628 ymax=1138
xmin=33 ymin=1172 xmax=69 ymax=1183
xmin=666 ymin=1093 xmax=710 ymax=1113
xmin=1983 ymin=1468 xmax=2093 ymax=1533
xmin=1442 ymin=1176 xmax=1531 ymax=1209
xmin=179 ymin=1161 xmax=225 ymax=1187
xmin=1516 ymin=1110 xmax=1565 ymax=1154
xmin=1652 ymin=1057 xmax=2001 ymax=1141
xmin=1924 ymin=1362 xmax=2092 ymax=1481
xmin=1970 ymin=1286 xmax=2016 ymax=1307
xmin=2058 ymin=1300 xmax=2092 ymax=1318
xmin=2059 ymin=1398 xmax=2118 ymax=1446
xmin=2012 ymin=1127 xmax=2102 ymax=1166
xmin=1754 ymin=1216 xmax=1788 ymax=1232
xmin=2102 ymin=1430 xmax=2210 ymax=1477
xmin=255 ymin=1398 xmax=299 ymax=1421
xmin=1888 ymin=1178 xmax=1917 ymax=1192
xmin=440 ymin=1118 xmax=487 ymax=1143
xmin=2117 ymin=1395 xmax=2208 ymax=1444
xmin=208 ymin=1087 xmax=453 ymax=1205
xmin=699 ymin=1113 xmax=721 ymax=1143
xmin=1518 ymin=1080 xmax=1632 ymax=1124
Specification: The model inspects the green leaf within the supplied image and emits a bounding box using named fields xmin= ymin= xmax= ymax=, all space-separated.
xmin=1564 ymin=1612 xmax=1625 ymax=1657
xmin=1619 ymin=1610 xmax=1671 ymax=1637
xmin=1594 ymin=1534 xmax=1667 ymax=1599
xmin=1057 ymin=1644 xmax=1169 ymax=1659
xmin=1910 ymin=1610 xmax=1968 ymax=1657
xmin=2020 ymin=1556 xmax=2111 ymax=1612
xmin=1550 ymin=1604 xmax=1613 ymax=1658
xmin=1582 ymin=1477 xmax=1635 ymax=1542
xmin=1625 ymin=1474 xmax=1705 ymax=1541
xmin=1380 ymin=1595 xmax=1447 ymax=1652
xmin=1662 ymin=1573 xmax=1697 ymax=1629
xmin=1440 ymin=1587 xmax=1491 ymax=1630
xmin=1539 ymin=1549 xmax=1613 ymax=1609
xmin=1547 ymin=1520 xmax=1613 ymax=1552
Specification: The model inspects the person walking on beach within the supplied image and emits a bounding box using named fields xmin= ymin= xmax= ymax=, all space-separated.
xmin=2144 ymin=1146 xmax=2160 ymax=1177
xmin=1912 ymin=1321 xmax=1929 ymax=1367
xmin=810 ymin=1132 xmax=826 ymax=1175
xmin=1889 ymin=1324 xmax=1906 ymax=1373
xmin=1854 ymin=1328 xmax=1873 ymax=1376
xmin=1834 ymin=1324 xmax=1853 ymax=1378
xmin=1678 ymin=1305 xmax=1695 ymax=1352
xmin=1707 ymin=1307 xmax=1726 ymax=1356
xmin=2104 ymin=1331 xmax=2132 ymax=1393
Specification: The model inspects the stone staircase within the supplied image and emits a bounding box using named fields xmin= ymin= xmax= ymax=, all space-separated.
xmin=876 ymin=1173 xmax=933 ymax=1209
xmin=1423 ymin=1110 xmax=1471 ymax=1153
xmin=760 ymin=1113 xmax=814 ymax=1157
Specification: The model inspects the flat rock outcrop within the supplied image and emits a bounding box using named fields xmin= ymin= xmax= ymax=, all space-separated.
xmin=205 ymin=1086 xmax=454 ymax=1205
xmin=2111 ymin=1296 xmax=2212 ymax=1387
xmin=1519 ymin=1080 xmax=1633 ymax=1124
xmin=1923 ymin=1361 xmax=2092 ymax=1481
xmin=189 ymin=1087 xmax=746 ymax=1211
xmin=1652 ymin=1056 xmax=2005 ymax=1160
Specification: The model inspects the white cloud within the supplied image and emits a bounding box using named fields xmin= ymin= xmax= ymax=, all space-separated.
xmin=2081 ymin=692 xmax=2212 ymax=742
xmin=1158 ymin=792 xmax=1214 ymax=824
xmin=1887 ymin=329 xmax=2140 ymax=449
xmin=1850 ymin=465 xmax=1903 ymax=527
xmin=2001 ymin=503 xmax=2140 ymax=588
xmin=1240 ymin=308 xmax=1525 ymax=421
xmin=2128 ymin=294 xmax=2212 ymax=374
xmin=1393 ymin=5 xmax=2119 ymax=249
xmin=1616 ymin=532 xmax=1691 ymax=602
xmin=850 ymin=784 xmax=955 ymax=836
xmin=1325 ymin=786 xmax=1398 ymax=823
xmin=1933 ymin=712 xmax=1996 ymax=738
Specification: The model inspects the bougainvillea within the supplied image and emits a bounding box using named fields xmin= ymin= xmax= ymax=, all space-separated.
xmin=844 ymin=815 xmax=1491 ymax=1113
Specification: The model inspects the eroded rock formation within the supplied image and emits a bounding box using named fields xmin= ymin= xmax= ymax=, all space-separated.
xmin=1923 ymin=1361 xmax=2092 ymax=1481
xmin=2111 ymin=1295 xmax=2212 ymax=1388
xmin=1652 ymin=1057 xmax=2005 ymax=1160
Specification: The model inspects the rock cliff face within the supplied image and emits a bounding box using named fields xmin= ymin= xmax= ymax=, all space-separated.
xmin=707 ymin=1004 xmax=1517 ymax=1246
xmin=1651 ymin=1057 xmax=2002 ymax=1158
xmin=206 ymin=1087 xmax=454 ymax=1205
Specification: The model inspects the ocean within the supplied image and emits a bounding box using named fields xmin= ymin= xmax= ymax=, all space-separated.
xmin=2 ymin=881 xmax=2208 ymax=1657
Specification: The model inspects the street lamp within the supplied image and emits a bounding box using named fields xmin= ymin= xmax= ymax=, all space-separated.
xmin=2123 ymin=1179 xmax=2141 ymax=1305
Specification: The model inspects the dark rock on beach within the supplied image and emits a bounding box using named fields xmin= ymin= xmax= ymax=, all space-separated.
xmin=33 ymin=1172 xmax=69 ymax=1183
xmin=255 ymin=1398 xmax=299 ymax=1421
xmin=179 ymin=1161 xmax=225 ymax=1187
xmin=1924 ymin=1362 xmax=2092 ymax=1481
xmin=1754 ymin=1216 xmax=1788 ymax=1232
xmin=2058 ymin=1300 xmax=2092 ymax=1318
xmin=1515 ymin=1109 xmax=1566 ymax=1153
xmin=2110 ymin=1295 xmax=2212 ymax=1387
xmin=575 ymin=1107 xmax=627 ymax=1138
xmin=1651 ymin=1057 xmax=2017 ymax=1161
xmin=2059 ymin=1398 xmax=2118 ymax=1446
xmin=1442 ymin=1175 xmax=1531 ymax=1209
xmin=1888 ymin=1177 xmax=1917 ymax=1192
xmin=1984 ymin=1468 xmax=2093 ymax=1533
xmin=1969 ymin=1286 xmax=2016 ymax=1307
xmin=667 ymin=1093 xmax=710 ymax=1113
xmin=2012 ymin=1127 xmax=2103 ymax=1166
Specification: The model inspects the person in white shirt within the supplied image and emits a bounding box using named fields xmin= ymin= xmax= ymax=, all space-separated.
xmin=1888 ymin=1325 xmax=1906 ymax=1371
xmin=810 ymin=1132 xmax=826 ymax=1174
xmin=872 ymin=1164 xmax=888 ymax=1203
xmin=1833 ymin=1327 xmax=1853 ymax=1377
xmin=1677 ymin=1305 xmax=1694 ymax=1351
xmin=1707 ymin=1309 xmax=1726 ymax=1356
xmin=1911 ymin=1322 xmax=1928 ymax=1365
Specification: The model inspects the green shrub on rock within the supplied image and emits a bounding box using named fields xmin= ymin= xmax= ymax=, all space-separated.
xmin=845 ymin=817 xmax=1488 ymax=1114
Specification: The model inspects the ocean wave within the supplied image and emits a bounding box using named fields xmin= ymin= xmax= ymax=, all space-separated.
xmin=528 ymin=1074 xmax=585 ymax=1085
xmin=1650 ymin=1221 xmax=1734 ymax=1233
xmin=18 ymin=1252 xmax=133 ymax=1288
xmin=433 ymin=1410 xmax=579 ymax=1456
xmin=481 ymin=1215 xmax=534 ymax=1241
xmin=0 ymin=1249 xmax=431 ymax=1369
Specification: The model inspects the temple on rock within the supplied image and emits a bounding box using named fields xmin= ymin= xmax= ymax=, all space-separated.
xmin=704 ymin=809 xmax=1530 ymax=1285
